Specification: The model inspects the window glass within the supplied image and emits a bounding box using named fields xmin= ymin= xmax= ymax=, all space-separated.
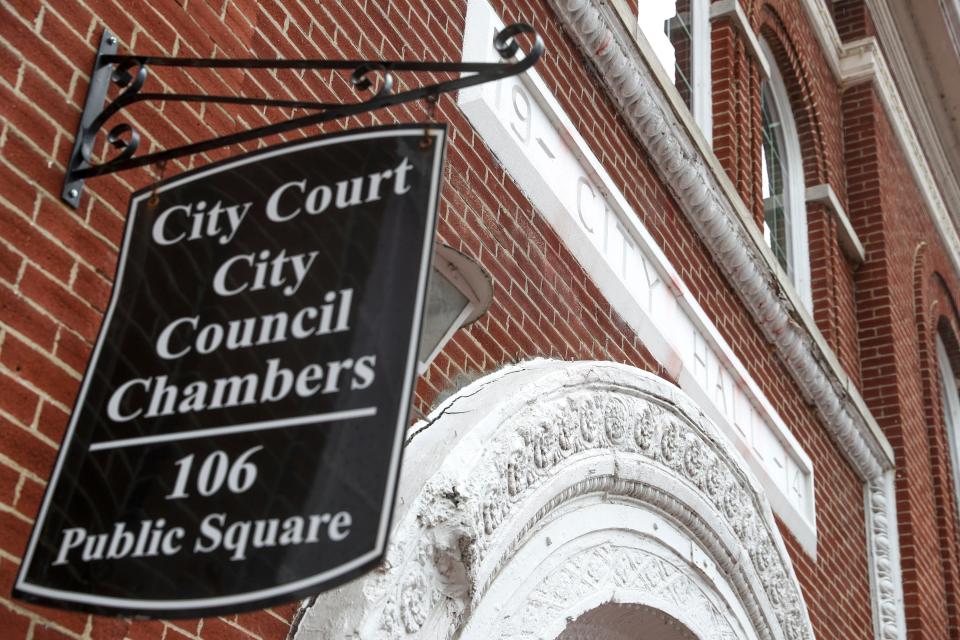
xmin=667 ymin=1 xmax=694 ymax=108
xmin=761 ymin=82 xmax=790 ymax=273
xmin=758 ymin=38 xmax=810 ymax=308
xmin=638 ymin=0 xmax=710 ymax=137
xmin=937 ymin=336 xmax=960 ymax=503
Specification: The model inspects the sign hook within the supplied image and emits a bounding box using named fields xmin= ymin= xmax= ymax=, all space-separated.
xmin=420 ymin=91 xmax=440 ymax=150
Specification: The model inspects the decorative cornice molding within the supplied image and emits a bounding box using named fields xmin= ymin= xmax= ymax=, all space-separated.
xmin=294 ymin=361 xmax=815 ymax=640
xmin=805 ymin=183 xmax=866 ymax=264
xmin=544 ymin=2 xmax=903 ymax=638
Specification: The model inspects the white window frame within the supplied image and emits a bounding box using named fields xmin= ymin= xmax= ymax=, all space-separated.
xmin=690 ymin=0 xmax=712 ymax=140
xmin=636 ymin=0 xmax=712 ymax=140
xmin=936 ymin=335 xmax=960 ymax=505
xmin=759 ymin=38 xmax=811 ymax=310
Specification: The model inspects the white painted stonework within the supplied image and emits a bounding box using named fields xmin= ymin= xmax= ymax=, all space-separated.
xmin=294 ymin=361 xmax=814 ymax=640
xmin=458 ymin=0 xmax=816 ymax=554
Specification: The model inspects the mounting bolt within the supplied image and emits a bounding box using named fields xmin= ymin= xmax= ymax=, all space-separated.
xmin=107 ymin=36 xmax=117 ymax=46
xmin=68 ymin=188 xmax=79 ymax=199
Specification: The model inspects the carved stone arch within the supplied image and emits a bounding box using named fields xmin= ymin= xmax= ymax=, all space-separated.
xmin=758 ymin=6 xmax=829 ymax=186
xmin=294 ymin=361 xmax=814 ymax=640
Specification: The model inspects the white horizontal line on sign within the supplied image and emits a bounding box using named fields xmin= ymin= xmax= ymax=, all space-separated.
xmin=88 ymin=407 xmax=379 ymax=452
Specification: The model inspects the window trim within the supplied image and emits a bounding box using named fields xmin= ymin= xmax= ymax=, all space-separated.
xmin=759 ymin=38 xmax=812 ymax=309
xmin=936 ymin=335 xmax=960 ymax=506
xmin=690 ymin=0 xmax=712 ymax=141
xmin=635 ymin=0 xmax=712 ymax=139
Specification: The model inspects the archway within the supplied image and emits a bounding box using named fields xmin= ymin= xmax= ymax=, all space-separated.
xmin=556 ymin=603 xmax=698 ymax=640
xmin=294 ymin=360 xmax=814 ymax=639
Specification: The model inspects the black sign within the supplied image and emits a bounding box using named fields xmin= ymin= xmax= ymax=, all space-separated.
xmin=14 ymin=125 xmax=446 ymax=617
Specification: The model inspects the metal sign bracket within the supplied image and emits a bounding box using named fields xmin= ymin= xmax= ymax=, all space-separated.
xmin=61 ymin=24 xmax=543 ymax=208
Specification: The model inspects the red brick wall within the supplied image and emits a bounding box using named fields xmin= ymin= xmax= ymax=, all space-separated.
xmin=1 ymin=0 xmax=944 ymax=638
xmin=843 ymin=71 xmax=960 ymax=636
xmin=711 ymin=0 xmax=863 ymax=385
xmin=916 ymin=267 xmax=960 ymax=637
xmin=711 ymin=16 xmax=764 ymax=227
xmin=833 ymin=0 xmax=875 ymax=41
xmin=713 ymin=0 xmax=960 ymax=636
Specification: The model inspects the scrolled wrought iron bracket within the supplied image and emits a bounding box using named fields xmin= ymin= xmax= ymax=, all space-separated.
xmin=62 ymin=24 xmax=544 ymax=208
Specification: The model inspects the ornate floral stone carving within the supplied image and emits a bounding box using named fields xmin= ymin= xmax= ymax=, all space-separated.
xmin=294 ymin=362 xmax=813 ymax=640
xmin=294 ymin=362 xmax=816 ymax=640
xmin=495 ymin=544 xmax=741 ymax=640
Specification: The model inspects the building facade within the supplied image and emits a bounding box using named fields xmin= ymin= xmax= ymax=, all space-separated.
xmin=1 ymin=0 xmax=960 ymax=638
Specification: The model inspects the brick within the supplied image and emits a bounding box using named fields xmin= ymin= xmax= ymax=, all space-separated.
xmin=0 ymin=415 xmax=56 ymax=478
xmin=0 ymin=242 xmax=23 ymax=284
xmin=121 ymin=619 xmax=165 ymax=640
xmin=0 ymin=160 xmax=40 ymax=215
xmin=0 ymin=603 xmax=31 ymax=640
xmin=31 ymin=622 xmax=76 ymax=640
xmin=88 ymin=614 xmax=129 ymax=639
xmin=19 ymin=267 xmax=101 ymax=343
xmin=89 ymin=1 xmax=135 ymax=47
xmin=70 ymin=263 xmax=110 ymax=313
xmin=1 ymin=129 xmax=61 ymax=205
xmin=3 ymin=0 xmax=41 ymax=25
xmin=13 ymin=473 xmax=43 ymax=517
xmin=36 ymin=400 xmax=69 ymax=444
xmin=0 ymin=210 xmax=73 ymax=283
xmin=234 ymin=610 xmax=290 ymax=638
xmin=0 ymin=464 xmax=18 ymax=506
xmin=162 ymin=625 xmax=197 ymax=640
xmin=0 ymin=16 xmax=72 ymax=90
xmin=0 ymin=283 xmax=58 ymax=351
xmin=167 ymin=618 xmax=201 ymax=636
xmin=0 ymin=508 xmax=31 ymax=556
xmin=37 ymin=9 xmax=93 ymax=66
xmin=198 ymin=617 xmax=254 ymax=639
xmin=0 ymin=80 xmax=59 ymax=157
xmin=85 ymin=205 xmax=125 ymax=249
xmin=0 ymin=556 xmax=85 ymax=633
xmin=124 ymin=2 xmax=179 ymax=53
xmin=53 ymin=329 xmax=90 ymax=377
xmin=0 ymin=333 xmax=78 ymax=408
xmin=0 ymin=370 xmax=39 ymax=426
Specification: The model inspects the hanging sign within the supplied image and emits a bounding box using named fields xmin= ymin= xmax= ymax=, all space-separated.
xmin=14 ymin=125 xmax=446 ymax=617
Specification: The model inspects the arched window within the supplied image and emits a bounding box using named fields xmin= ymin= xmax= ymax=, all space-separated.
xmin=936 ymin=335 xmax=960 ymax=503
xmin=638 ymin=0 xmax=712 ymax=137
xmin=759 ymin=38 xmax=811 ymax=308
